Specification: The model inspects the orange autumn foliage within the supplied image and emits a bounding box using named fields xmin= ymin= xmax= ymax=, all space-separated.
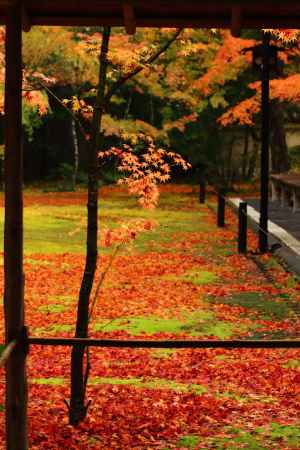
xmin=193 ymin=31 xmax=255 ymax=95
xmin=219 ymin=74 xmax=300 ymax=127
xmin=99 ymin=137 xmax=191 ymax=208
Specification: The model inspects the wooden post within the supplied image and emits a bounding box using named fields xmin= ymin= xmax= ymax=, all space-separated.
xmin=217 ymin=191 xmax=225 ymax=227
xmin=199 ymin=178 xmax=205 ymax=204
xmin=4 ymin=3 xmax=28 ymax=450
xmin=238 ymin=202 xmax=247 ymax=254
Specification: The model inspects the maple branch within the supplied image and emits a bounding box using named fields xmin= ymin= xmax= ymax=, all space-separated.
xmin=88 ymin=244 xmax=121 ymax=322
xmin=27 ymin=80 xmax=87 ymax=140
xmin=104 ymin=28 xmax=183 ymax=106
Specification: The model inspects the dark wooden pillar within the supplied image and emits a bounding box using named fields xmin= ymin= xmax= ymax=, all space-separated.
xmin=259 ymin=32 xmax=270 ymax=254
xmin=4 ymin=3 xmax=28 ymax=450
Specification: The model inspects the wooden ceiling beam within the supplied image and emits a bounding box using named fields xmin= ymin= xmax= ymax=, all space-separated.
xmin=22 ymin=4 xmax=31 ymax=32
xmin=0 ymin=12 xmax=298 ymax=28
xmin=123 ymin=1 xmax=136 ymax=35
xmin=231 ymin=6 xmax=242 ymax=37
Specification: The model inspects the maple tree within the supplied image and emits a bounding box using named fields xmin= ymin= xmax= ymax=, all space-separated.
xmin=61 ymin=26 xmax=187 ymax=425
xmin=136 ymin=28 xmax=300 ymax=183
xmin=214 ymin=30 xmax=300 ymax=174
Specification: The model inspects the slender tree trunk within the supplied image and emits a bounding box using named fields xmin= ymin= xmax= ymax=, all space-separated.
xmin=124 ymin=91 xmax=132 ymax=119
xmin=71 ymin=119 xmax=79 ymax=190
xmin=247 ymin=139 xmax=259 ymax=179
xmin=270 ymin=102 xmax=290 ymax=173
xmin=150 ymin=96 xmax=154 ymax=125
xmin=242 ymin=127 xmax=249 ymax=179
xmin=69 ymin=26 xmax=180 ymax=426
xmin=226 ymin=138 xmax=234 ymax=188
xmin=69 ymin=26 xmax=111 ymax=426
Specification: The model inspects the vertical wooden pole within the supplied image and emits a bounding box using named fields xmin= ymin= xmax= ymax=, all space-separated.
xmin=199 ymin=178 xmax=205 ymax=204
xmin=238 ymin=202 xmax=247 ymax=254
xmin=259 ymin=32 xmax=270 ymax=254
xmin=217 ymin=192 xmax=225 ymax=227
xmin=4 ymin=3 xmax=28 ymax=450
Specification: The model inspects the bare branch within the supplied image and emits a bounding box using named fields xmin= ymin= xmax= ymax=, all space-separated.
xmin=28 ymin=80 xmax=87 ymax=140
xmin=105 ymin=28 xmax=183 ymax=105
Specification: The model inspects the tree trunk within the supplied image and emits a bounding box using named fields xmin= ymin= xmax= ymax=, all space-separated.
xmin=71 ymin=119 xmax=79 ymax=190
xmin=242 ymin=127 xmax=249 ymax=180
xmin=69 ymin=26 xmax=111 ymax=426
xmin=270 ymin=102 xmax=290 ymax=174
xmin=226 ymin=137 xmax=235 ymax=188
xmin=247 ymin=139 xmax=259 ymax=180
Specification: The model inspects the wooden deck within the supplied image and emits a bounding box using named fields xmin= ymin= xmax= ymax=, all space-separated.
xmin=248 ymin=198 xmax=300 ymax=242
xmin=229 ymin=197 xmax=300 ymax=276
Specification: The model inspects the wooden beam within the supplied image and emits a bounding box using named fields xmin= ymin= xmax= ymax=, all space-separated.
xmin=0 ymin=13 xmax=296 ymax=28
xmin=22 ymin=4 xmax=31 ymax=32
xmin=231 ymin=6 xmax=242 ymax=37
xmin=29 ymin=337 xmax=300 ymax=349
xmin=123 ymin=0 xmax=136 ymax=35
xmin=4 ymin=2 xmax=28 ymax=450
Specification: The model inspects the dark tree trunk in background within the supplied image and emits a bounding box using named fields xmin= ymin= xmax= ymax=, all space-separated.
xmin=270 ymin=102 xmax=290 ymax=173
xmin=226 ymin=137 xmax=235 ymax=188
xmin=69 ymin=26 xmax=111 ymax=426
xmin=247 ymin=140 xmax=259 ymax=180
xmin=71 ymin=119 xmax=79 ymax=190
xmin=242 ymin=128 xmax=249 ymax=179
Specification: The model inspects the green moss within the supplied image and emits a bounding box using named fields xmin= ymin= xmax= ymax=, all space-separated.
xmin=207 ymin=292 xmax=293 ymax=320
xmin=263 ymin=257 xmax=281 ymax=269
xmin=25 ymin=258 xmax=55 ymax=267
xmin=201 ymin=322 xmax=235 ymax=339
xmin=30 ymin=377 xmax=65 ymax=386
xmin=94 ymin=316 xmax=192 ymax=335
xmin=0 ymin=195 xmax=209 ymax=254
xmin=164 ymin=269 xmax=218 ymax=285
xmin=93 ymin=311 xmax=250 ymax=339
xmin=30 ymin=375 xmax=207 ymax=395
xmin=283 ymin=359 xmax=300 ymax=369
xmin=248 ymin=330 xmax=295 ymax=340
xmin=201 ymin=422 xmax=300 ymax=449
xmin=269 ymin=422 xmax=300 ymax=445
xmin=286 ymin=276 xmax=298 ymax=289
xmin=205 ymin=431 xmax=266 ymax=449
xmin=177 ymin=435 xmax=200 ymax=449
xmin=93 ymin=311 xmax=213 ymax=336
xmin=37 ymin=304 xmax=69 ymax=313
xmin=22 ymin=205 xmax=86 ymax=254
xmin=214 ymin=354 xmax=231 ymax=361
xmin=48 ymin=295 xmax=74 ymax=304
xmin=88 ymin=376 xmax=207 ymax=394
xmin=151 ymin=349 xmax=176 ymax=359
xmin=32 ymin=324 xmax=73 ymax=335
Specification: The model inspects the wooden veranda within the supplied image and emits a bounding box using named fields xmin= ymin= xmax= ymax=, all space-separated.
xmin=2 ymin=1 xmax=300 ymax=449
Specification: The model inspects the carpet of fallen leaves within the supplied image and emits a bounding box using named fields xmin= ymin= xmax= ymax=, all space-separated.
xmin=0 ymin=186 xmax=299 ymax=449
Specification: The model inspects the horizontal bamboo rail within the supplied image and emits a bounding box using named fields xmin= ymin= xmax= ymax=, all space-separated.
xmin=28 ymin=337 xmax=300 ymax=349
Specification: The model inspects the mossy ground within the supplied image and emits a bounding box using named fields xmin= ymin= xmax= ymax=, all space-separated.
xmin=0 ymin=192 xmax=208 ymax=254
xmin=0 ymin=188 xmax=299 ymax=448
xmin=170 ymin=423 xmax=300 ymax=449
